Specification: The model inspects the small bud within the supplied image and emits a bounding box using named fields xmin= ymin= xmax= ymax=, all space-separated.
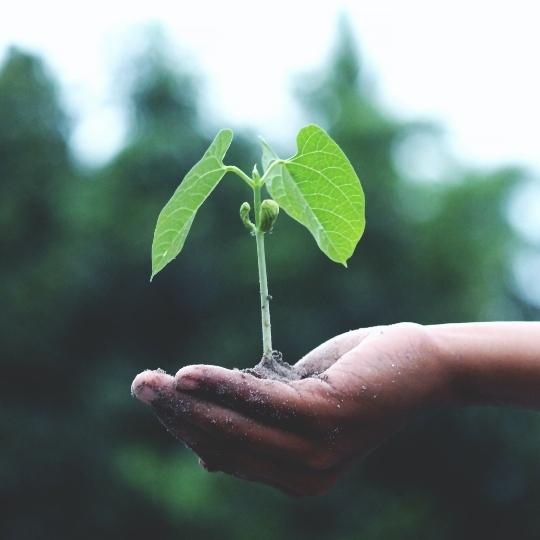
xmin=259 ymin=199 xmax=280 ymax=233
xmin=252 ymin=164 xmax=260 ymax=180
xmin=239 ymin=202 xmax=256 ymax=233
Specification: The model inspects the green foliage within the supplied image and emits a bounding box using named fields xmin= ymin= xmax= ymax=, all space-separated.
xmin=3 ymin=23 xmax=540 ymax=540
xmin=150 ymin=122 xmax=365 ymax=355
xmin=151 ymin=129 xmax=233 ymax=279
xmin=152 ymin=123 xmax=364 ymax=278
xmin=262 ymin=125 xmax=365 ymax=265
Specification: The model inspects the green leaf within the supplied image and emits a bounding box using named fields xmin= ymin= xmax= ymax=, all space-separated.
xmin=151 ymin=129 xmax=233 ymax=280
xmin=261 ymin=124 xmax=365 ymax=266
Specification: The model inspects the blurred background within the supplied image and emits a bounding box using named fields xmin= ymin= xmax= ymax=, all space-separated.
xmin=2 ymin=2 xmax=540 ymax=539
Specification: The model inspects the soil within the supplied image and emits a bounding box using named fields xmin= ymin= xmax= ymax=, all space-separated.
xmin=243 ymin=350 xmax=310 ymax=382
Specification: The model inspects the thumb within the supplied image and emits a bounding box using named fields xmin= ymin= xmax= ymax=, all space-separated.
xmin=294 ymin=328 xmax=371 ymax=375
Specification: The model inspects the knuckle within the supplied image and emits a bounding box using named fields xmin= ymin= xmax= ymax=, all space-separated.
xmin=391 ymin=321 xmax=423 ymax=330
xmin=389 ymin=321 xmax=427 ymax=339
xmin=389 ymin=321 xmax=434 ymax=355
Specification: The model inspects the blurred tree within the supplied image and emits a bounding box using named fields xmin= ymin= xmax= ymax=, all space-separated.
xmin=0 ymin=48 xmax=78 ymax=405
xmin=0 ymin=45 xmax=187 ymax=540
xmin=290 ymin=18 xmax=540 ymax=540
xmin=0 ymin=49 xmax=71 ymax=348
xmin=1 ymin=20 xmax=539 ymax=540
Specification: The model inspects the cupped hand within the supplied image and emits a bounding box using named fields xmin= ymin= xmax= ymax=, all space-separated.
xmin=131 ymin=323 xmax=449 ymax=497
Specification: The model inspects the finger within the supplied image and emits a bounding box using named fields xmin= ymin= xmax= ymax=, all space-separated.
xmin=131 ymin=369 xmax=217 ymax=452
xmin=131 ymin=369 xmax=176 ymax=404
xmin=131 ymin=372 xmax=253 ymax=465
xmin=131 ymin=369 xmax=204 ymax=447
xmin=294 ymin=328 xmax=372 ymax=374
xmin=133 ymin=369 xmax=348 ymax=496
xmin=143 ymin=387 xmax=344 ymax=478
xmin=134 ymin=370 xmax=328 ymax=466
xmin=174 ymin=391 xmax=331 ymax=466
xmin=152 ymin=394 xmax=218 ymax=452
xmin=324 ymin=331 xmax=385 ymax=391
xmin=175 ymin=365 xmax=337 ymax=429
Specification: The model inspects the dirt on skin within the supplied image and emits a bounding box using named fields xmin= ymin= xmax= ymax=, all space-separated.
xmin=243 ymin=350 xmax=310 ymax=382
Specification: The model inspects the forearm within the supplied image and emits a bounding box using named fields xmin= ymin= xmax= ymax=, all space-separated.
xmin=429 ymin=322 xmax=540 ymax=408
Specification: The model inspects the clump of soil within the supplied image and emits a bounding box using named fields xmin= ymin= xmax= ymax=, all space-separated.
xmin=243 ymin=350 xmax=309 ymax=382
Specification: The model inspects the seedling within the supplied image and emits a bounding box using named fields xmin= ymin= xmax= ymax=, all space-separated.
xmin=151 ymin=124 xmax=365 ymax=365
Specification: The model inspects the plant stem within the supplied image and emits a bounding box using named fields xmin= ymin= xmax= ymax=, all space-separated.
xmin=223 ymin=165 xmax=254 ymax=188
xmin=253 ymin=181 xmax=273 ymax=357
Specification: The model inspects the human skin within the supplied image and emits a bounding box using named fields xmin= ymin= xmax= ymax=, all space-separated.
xmin=131 ymin=321 xmax=540 ymax=497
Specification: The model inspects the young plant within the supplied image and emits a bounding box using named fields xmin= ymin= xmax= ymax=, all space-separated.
xmin=151 ymin=124 xmax=365 ymax=361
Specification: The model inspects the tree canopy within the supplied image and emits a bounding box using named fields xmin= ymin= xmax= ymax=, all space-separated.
xmin=1 ymin=28 xmax=539 ymax=540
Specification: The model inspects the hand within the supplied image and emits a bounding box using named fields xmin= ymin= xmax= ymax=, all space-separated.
xmin=131 ymin=323 xmax=449 ymax=497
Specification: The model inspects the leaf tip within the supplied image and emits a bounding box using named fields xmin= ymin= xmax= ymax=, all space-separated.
xmin=150 ymin=261 xmax=162 ymax=282
xmin=216 ymin=128 xmax=234 ymax=151
xmin=298 ymin=123 xmax=325 ymax=136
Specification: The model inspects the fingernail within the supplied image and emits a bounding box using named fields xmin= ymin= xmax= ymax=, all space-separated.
xmin=132 ymin=383 xmax=158 ymax=404
xmin=177 ymin=375 xmax=200 ymax=391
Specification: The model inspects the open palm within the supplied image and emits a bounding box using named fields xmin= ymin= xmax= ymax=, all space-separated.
xmin=132 ymin=323 xmax=446 ymax=496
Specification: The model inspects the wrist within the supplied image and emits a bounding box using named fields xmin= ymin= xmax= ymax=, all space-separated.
xmin=426 ymin=324 xmax=470 ymax=406
xmin=414 ymin=324 xmax=460 ymax=407
xmin=426 ymin=322 xmax=540 ymax=409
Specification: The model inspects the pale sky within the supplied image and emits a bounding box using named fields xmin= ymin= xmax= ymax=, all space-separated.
xmin=2 ymin=0 xmax=540 ymax=305
xmin=1 ymin=0 xmax=540 ymax=175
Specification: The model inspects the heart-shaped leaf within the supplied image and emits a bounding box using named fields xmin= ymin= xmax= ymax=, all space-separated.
xmin=261 ymin=124 xmax=365 ymax=266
